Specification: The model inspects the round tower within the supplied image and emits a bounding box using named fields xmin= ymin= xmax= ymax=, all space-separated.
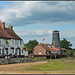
xmin=52 ymin=30 xmax=61 ymax=48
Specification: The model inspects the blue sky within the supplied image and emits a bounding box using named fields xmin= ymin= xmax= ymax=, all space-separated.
xmin=0 ymin=1 xmax=75 ymax=48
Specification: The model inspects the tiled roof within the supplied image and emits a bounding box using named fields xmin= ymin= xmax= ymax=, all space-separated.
xmin=25 ymin=47 xmax=28 ymax=51
xmin=37 ymin=43 xmax=59 ymax=51
xmin=0 ymin=26 xmax=22 ymax=40
xmin=50 ymin=48 xmax=59 ymax=51
xmin=61 ymin=48 xmax=67 ymax=50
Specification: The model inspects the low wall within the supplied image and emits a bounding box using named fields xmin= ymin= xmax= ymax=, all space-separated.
xmin=0 ymin=57 xmax=33 ymax=65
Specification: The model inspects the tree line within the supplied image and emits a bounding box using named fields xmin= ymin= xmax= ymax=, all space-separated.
xmin=24 ymin=38 xmax=75 ymax=56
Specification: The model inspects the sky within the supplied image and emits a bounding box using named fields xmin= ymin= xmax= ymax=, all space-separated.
xmin=0 ymin=1 xmax=75 ymax=48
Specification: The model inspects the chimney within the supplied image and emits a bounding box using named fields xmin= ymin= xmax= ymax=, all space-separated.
xmin=8 ymin=24 xmax=13 ymax=30
xmin=54 ymin=41 xmax=56 ymax=48
xmin=1 ymin=22 xmax=5 ymax=29
xmin=0 ymin=20 xmax=1 ymax=26
xmin=52 ymin=30 xmax=61 ymax=48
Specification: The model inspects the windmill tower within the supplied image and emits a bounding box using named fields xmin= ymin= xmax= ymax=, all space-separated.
xmin=52 ymin=30 xmax=61 ymax=48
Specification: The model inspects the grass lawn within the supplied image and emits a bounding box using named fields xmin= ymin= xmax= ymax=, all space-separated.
xmin=25 ymin=57 xmax=75 ymax=71
xmin=33 ymin=57 xmax=46 ymax=61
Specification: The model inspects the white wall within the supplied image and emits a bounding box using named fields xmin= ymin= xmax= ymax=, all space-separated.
xmin=51 ymin=51 xmax=57 ymax=53
xmin=0 ymin=38 xmax=26 ymax=56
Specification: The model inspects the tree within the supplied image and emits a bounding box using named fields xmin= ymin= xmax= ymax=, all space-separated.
xmin=67 ymin=50 xmax=74 ymax=56
xmin=24 ymin=40 xmax=38 ymax=53
xmin=60 ymin=38 xmax=72 ymax=50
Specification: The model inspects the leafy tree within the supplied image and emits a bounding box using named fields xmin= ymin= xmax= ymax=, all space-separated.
xmin=60 ymin=38 xmax=72 ymax=50
xmin=67 ymin=50 xmax=74 ymax=56
xmin=24 ymin=40 xmax=38 ymax=53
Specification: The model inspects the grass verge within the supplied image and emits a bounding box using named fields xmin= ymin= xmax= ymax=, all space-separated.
xmin=25 ymin=58 xmax=75 ymax=71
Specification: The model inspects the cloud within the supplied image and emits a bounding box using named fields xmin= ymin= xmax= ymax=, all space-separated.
xmin=60 ymin=30 xmax=75 ymax=39
xmin=0 ymin=1 xmax=75 ymax=26
xmin=14 ymin=27 xmax=52 ymax=37
xmin=14 ymin=27 xmax=75 ymax=48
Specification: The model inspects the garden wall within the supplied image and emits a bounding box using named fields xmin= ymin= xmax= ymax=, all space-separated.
xmin=0 ymin=57 xmax=33 ymax=65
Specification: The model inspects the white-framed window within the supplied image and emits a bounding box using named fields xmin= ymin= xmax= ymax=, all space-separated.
xmin=22 ymin=49 xmax=23 ymax=53
xmin=37 ymin=46 xmax=40 ymax=48
xmin=0 ymin=49 xmax=1 ymax=54
xmin=11 ymin=49 xmax=14 ymax=54
xmin=20 ymin=40 xmax=22 ymax=45
xmin=39 ymin=49 xmax=41 ymax=55
xmin=12 ymin=39 xmax=14 ymax=44
xmin=15 ymin=40 xmax=18 ymax=45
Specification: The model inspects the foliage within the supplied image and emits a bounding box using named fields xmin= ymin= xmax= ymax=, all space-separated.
xmin=60 ymin=38 xmax=72 ymax=50
xmin=24 ymin=40 xmax=38 ymax=53
xmin=67 ymin=50 xmax=74 ymax=56
xmin=6 ymin=40 xmax=9 ymax=44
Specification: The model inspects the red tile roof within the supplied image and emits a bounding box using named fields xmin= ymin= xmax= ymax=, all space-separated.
xmin=25 ymin=47 xmax=28 ymax=51
xmin=36 ymin=43 xmax=59 ymax=51
xmin=61 ymin=48 xmax=67 ymax=50
xmin=0 ymin=26 xmax=22 ymax=40
xmin=50 ymin=48 xmax=59 ymax=51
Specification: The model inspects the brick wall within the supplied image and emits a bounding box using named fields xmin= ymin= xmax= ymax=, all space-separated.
xmin=34 ymin=45 xmax=46 ymax=55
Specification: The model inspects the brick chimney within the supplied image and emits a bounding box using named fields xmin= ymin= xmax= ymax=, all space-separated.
xmin=0 ymin=20 xmax=1 ymax=26
xmin=1 ymin=22 xmax=5 ymax=29
xmin=8 ymin=24 xmax=13 ymax=30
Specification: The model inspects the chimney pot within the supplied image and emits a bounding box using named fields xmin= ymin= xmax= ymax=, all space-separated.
xmin=8 ymin=24 xmax=13 ymax=30
xmin=1 ymin=22 xmax=5 ymax=29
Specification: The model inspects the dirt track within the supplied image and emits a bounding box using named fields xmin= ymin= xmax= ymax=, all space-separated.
xmin=0 ymin=61 xmax=75 ymax=74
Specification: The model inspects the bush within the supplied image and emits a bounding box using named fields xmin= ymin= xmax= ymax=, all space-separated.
xmin=67 ymin=50 xmax=74 ymax=56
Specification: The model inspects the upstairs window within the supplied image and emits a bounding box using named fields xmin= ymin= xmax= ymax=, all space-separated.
xmin=20 ymin=40 xmax=22 ymax=45
xmin=12 ymin=39 xmax=14 ymax=44
xmin=15 ymin=40 xmax=18 ymax=45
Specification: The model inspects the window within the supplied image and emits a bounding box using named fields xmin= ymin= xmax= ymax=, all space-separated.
xmin=37 ymin=46 xmax=40 ymax=48
xmin=20 ymin=40 xmax=22 ymax=45
xmin=15 ymin=40 xmax=18 ymax=45
xmin=6 ymin=40 xmax=9 ymax=45
xmin=0 ymin=49 xmax=1 ymax=54
xmin=47 ymin=51 xmax=49 ymax=54
xmin=12 ymin=39 xmax=14 ymax=44
xmin=39 ymin=49 xmax=41 ymax=55
xmin=22 ymin=49 xmax=23 ymax=53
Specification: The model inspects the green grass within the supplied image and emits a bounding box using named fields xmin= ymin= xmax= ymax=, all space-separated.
xmin=26 ymin=58 xmax=75 ymax=71
xmin=33 ymin=57 xmax=46 ymax=61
